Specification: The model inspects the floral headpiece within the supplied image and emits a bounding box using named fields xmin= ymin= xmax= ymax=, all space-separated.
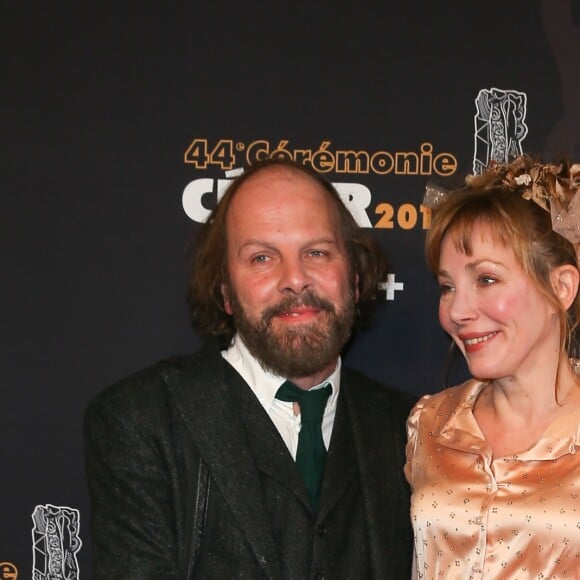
xmin=423 ymin=156 xmax=580 ymax=244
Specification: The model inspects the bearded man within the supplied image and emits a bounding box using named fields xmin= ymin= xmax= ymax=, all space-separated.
xmin=84 ymin=158 xmax=415 ymax=579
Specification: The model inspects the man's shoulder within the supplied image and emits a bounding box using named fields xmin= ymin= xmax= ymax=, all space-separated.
xmin=341 ymin=365 xmax=417 ymax=410
xmin=86 ymin=341 xmax=224 ymax=414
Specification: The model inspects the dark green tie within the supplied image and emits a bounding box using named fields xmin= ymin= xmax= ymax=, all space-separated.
xmin=275 ymin=380 xmax=332 ymax=511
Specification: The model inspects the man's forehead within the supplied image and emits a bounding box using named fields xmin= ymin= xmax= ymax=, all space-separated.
xmin=226 ymin=166 xmax=335 ymax=217
xmin=224 ymin=167 xmax=344 ymax=243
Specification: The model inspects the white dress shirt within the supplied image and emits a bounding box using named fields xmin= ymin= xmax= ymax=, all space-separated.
xmin=221 ymin=334 xmax=340 ymax=459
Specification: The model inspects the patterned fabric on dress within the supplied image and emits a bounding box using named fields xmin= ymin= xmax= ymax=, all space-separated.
xmin=405 ymin=379 xmax=580 ymax=579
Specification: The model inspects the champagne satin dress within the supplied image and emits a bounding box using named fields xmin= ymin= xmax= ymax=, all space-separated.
xmin=405 ymin=380 xmax=580 ymax=579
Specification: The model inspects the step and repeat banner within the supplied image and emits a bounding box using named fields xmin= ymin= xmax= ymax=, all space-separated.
xmin=3 ymin=1 xmax=579 ymax=577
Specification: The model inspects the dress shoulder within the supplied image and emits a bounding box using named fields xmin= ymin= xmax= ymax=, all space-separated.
xmin=404 ymin=380 xmax=476 ymax=485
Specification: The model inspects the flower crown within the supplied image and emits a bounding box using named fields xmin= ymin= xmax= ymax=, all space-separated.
xmin=423 ymin=156 xmax=580 ymax=244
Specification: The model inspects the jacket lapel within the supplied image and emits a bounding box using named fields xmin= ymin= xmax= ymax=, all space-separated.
xmin=227 ymin=365 xmax=311 ymax=510
xmin=164 ymin=343 xmax=282 ymax=580
xmin=318 ymin=393 xmax=357 ymax=520
xmin=340 ymin=368 xmax=414 ymax=579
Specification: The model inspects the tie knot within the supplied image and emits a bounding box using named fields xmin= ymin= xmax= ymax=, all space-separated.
xmin=275 ymin=381 xmax=331 ymax=422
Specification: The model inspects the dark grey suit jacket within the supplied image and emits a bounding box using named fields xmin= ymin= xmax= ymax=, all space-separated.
xmin=85 ymin=341 xmax=414 ymax=579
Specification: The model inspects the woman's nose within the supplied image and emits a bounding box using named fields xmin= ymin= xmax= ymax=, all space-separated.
xmin=445 ymin=290 xmax=477 ymax=325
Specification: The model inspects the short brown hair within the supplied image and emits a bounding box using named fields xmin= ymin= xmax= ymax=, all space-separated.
xmin=187 ymin=158 xmax=388 ymax=345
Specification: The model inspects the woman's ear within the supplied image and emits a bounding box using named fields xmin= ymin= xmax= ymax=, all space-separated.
xmin=551 ymin=264 xmax=580 ymax=311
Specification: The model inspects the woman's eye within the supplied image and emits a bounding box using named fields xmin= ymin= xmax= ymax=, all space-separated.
xmin=439 ymin=283 xmax=454 ymax=295
xmin=479 ymin=275 xmax=496 ymax=286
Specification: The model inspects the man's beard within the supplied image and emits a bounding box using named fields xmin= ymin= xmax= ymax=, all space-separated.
xmin=229 ymin=289 xmax=356 ymax=378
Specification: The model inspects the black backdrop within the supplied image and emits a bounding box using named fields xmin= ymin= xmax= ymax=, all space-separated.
xmin=3 ymin=2 xmax=579 ymax=576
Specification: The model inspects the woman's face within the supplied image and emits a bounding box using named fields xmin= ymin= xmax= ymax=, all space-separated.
xmin=437 ymin=224 xmax=560 ymax=381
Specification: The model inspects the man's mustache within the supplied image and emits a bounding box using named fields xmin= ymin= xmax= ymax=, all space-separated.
xmin=262 ymin=292 xmax=336 ymax=322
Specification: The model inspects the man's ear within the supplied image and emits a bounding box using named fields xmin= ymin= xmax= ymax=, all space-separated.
xmin=551 ymin=264 xmax=580 ymax=311
xmin=353 ymin=272 xmax=360 ymax=304
xmin=221 ymin=283 xmax=233 ymax=315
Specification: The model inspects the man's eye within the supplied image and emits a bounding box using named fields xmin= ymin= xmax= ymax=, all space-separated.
xmin=252 ymin=255 xmax=269 ymax=263
xmin=309 ymin=250 xmax=327 ymax=257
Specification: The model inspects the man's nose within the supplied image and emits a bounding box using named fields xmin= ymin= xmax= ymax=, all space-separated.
xmin=277 ymin=258 xmax=313 ymax=294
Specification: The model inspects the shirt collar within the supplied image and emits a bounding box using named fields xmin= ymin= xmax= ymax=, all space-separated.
xmin=221 ymin=333 xmax=341 ymax=410
xmin=437 ymin=379 xmax=580 ymax=461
